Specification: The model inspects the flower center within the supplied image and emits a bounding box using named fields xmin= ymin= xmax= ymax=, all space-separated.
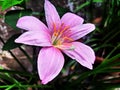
xmin=52 ymin=23 xmax=73 ymax=46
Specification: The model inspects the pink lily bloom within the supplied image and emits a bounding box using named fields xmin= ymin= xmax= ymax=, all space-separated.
xmin=15 ymin=0 xmax=95 ymax=84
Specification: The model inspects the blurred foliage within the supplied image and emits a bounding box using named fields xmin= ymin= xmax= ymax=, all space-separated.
xmin=1 ymin=0 xmax=24 ymax=10
xmin=0 ymin=0 xmax=120 ymax=90
xmin=2 ymin=34 xmax=22 ymax=50
xmin=5 ymin=9 xmax=32 ymax=30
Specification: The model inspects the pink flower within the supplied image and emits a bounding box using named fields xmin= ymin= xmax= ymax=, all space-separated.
xmin=15 ymin=0 xmax=95 ymax=84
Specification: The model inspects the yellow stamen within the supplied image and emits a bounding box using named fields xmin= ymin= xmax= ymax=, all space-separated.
xmin=52 ymin=23 xmax=73 ymax=46
xmin=57 ymin=40 xmax=62 ymax=45
xmin=60 ymin=26 xmax=70 ymax=35
xmin=53 ymin=23 xmax=61 ymax=37
xmin=63 ymin=36 xmax=73 ymax=42
xmin=53 ymin=23 xmax=57 ymax=33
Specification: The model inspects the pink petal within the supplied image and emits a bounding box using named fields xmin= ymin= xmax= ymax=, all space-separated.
xmin=62 ymin=42 xmax=95 ymax=69
xmin=55 ymin=43 xmax=73 ymax=50
xmin=44 ymin=0 xmax=61 ymax=32
xmin=16 ymin=16 xmax=48 ymax=32
xmin=69 ymin=23 xmax=95 ymax=40
xmin=61 ymin=13 xmax=84 ymax=28
xmin=15 ymin=31 xmax=52 ymax=47
xmin=37 ymin=47 xmax=64 ymax=84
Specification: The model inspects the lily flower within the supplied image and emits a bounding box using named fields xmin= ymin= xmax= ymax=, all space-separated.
xmin=15 ymin=0 xmax=95 ymax=84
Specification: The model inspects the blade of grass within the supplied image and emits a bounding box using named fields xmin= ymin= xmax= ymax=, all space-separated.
xmin=0 ymin=69 xmax=35 ymax=77
xmin=74 ymin=1 xmax=90 ymax=13
xmin=105 ymin=43 xmax=120 ymax=59
xmin=5 ymin=84 xmax=16 ymax=90
xmin=0 ymin=84 xmax=51 ymax=89
xmin=69 ymin=54 xmax=120 ymax=87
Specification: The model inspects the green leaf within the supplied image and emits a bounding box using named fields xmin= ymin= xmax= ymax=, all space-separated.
xmin=2 ymin=0 xmax=24 ymax=10
xmin=5 ymin=9 xmax=32 ymax=30
xmin=93 ymin=0 xmax=103 ymax=2
xmin=2 ymin=34 xmax=22 ymax=50
xmin=0 ymin=0 xmax=3 ymax=6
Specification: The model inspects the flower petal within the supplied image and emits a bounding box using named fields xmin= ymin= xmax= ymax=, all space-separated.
xmin=69 ymin=23 xmax=95 ymax=40
xmin=62 ymin=42 xmax=95 ymax=69
xmin=15 ymin=31 xmax=52 ymax=47
xmin=44 ymin=0 xmax=61 ymax=32
xmin=16 ymin=16 xmax=48 ymax=32
xmin=61 ymin=12 xmax=84 ymax=27
xmin=37 ymin=47 xmax=64 ymax=84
